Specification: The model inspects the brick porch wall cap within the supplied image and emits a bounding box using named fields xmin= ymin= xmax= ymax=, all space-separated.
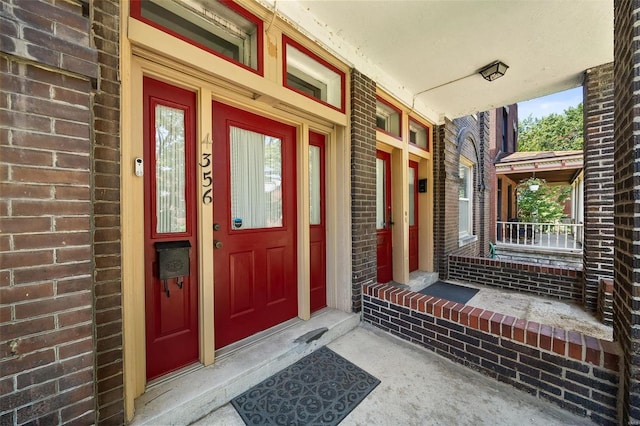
xmin=448 ymin=254 xmax=582 ymax=273
xmin=363 ymin=282 xmax=620 ymax=371
xmin=600 ymin=278 xmax=614 ymax=293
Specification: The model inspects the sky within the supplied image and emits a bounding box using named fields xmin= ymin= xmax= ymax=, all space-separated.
xmin=517 ymin=87 xmax=583 ymax=121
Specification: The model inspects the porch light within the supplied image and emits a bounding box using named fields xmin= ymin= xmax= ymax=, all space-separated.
xmin=479 ymin=61 xmax=509 ymax=82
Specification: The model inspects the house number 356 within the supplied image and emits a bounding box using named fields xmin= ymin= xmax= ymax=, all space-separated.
xmin=200 ymin=153 xmax=213 ymax=204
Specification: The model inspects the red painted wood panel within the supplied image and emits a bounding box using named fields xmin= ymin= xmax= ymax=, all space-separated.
xmin=212 ymin=102 xmax=298 ymax=348
xmin=143 ymin=77 xmax=199 ymax=380
xmin=409 ymin=160 xmax=419 ymax=272
xmin=376 ymin=150 xmax=393 ymax=283
xmin=309 ymin=132 xmax=327 ymax=312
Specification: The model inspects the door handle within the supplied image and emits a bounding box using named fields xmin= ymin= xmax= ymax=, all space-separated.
xmin=213 ymin=240 xmax=223 ymax=249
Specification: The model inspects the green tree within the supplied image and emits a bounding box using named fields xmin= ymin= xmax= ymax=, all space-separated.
xmin=516 ymin=178 xmax=571 ymax=223
xmin=518 ymin=103 xmax=583 ymax=152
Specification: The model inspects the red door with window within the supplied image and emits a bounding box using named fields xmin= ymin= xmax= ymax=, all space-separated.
xmin=212 ymin=102 xmax=298 ymax=349
xmin=143 ymin=77 xmax=199 ymax=380
xmin=376 ymin=150 xmax=393 ymax=283
xmin=409 ymin=161 xmax=419 ymax=272
xmin=309 ymin=132 xmax=326 ymax=312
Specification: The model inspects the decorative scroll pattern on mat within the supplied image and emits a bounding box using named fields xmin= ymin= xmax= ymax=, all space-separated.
xmin=231 ymin=346 xmax=380 ymax=425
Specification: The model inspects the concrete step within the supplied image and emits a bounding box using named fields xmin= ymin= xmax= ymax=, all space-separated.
xmin=387 ymin=271 xmax=439 ymax=294
xmin=130 ymin=309 xmax=360 ymax=425
xmin=408 ymin=271 xmax=439 ymax=292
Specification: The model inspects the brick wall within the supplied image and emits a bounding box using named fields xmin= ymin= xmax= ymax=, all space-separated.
xmin=350 ymin=70 xmax=377 ymax=311
xmin=0 ymin=1 xmax=98 ymax=424
xmin=613 ymin=1 xmax=640 ymax=423
xmin=363 ymin=283 xmax=620 ymax=424
xmin=583 ymin=62 xmax=614 ymax=313
xmin=448 ymin=256 xmax=583 ymax=302
xmin=92 ymin=1 xmax=123 ymax=424
xmin=433 ymin=115 xmax=490 ymax=278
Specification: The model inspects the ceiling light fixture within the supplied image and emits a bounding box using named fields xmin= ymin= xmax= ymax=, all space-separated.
xmin=479 ymin=61 xmax=509 ymax=82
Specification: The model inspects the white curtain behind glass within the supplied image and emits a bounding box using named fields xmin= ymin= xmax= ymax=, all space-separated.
xmin=309 ymin=145 xmax=321 ymax=225
xmin=230 ymin=127 xmax=282 ymax=229
xmin=408 ymin=167 xmax=415 ymax=227
xmin=155 ymin=105 xmax=186 ymax=234
xmin=376 ymin=158 xmax=386 ymax=229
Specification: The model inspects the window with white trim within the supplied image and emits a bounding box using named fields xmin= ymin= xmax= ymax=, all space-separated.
xmin=132 ymin=0 xmax=262 ymax=73
xmin=283 ymin=36 xmax=345 ymax=112
xmin=459 ymin=158 xmax=474 ymax=239
xmin=375 ymin=98 xmax=401 ymax=138
xmin=409 ymin=119 xmax=429 ymax=150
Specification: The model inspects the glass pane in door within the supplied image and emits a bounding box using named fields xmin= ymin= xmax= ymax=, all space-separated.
xmin=155 ymin=105 xmax=186 ymax=234
xmin=376 ymin=158 xmax=386 ymax=230
xmin=309 ymin=145 xmax=321 ymax=225
xmin=230 ymin=126 xmax=282 ymax=230
xmin=408 ymin=166 xmax=415 ymax=227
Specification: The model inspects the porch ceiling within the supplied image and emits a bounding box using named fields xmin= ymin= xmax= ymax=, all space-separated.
xmin=267 ymin=0 xmax=613 ymax=123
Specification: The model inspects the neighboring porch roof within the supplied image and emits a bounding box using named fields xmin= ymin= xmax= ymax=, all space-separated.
xmin=495 ymin=150 xmax=583 ymax=185
xmin=263 ymin=1 xmax=613 ymax=124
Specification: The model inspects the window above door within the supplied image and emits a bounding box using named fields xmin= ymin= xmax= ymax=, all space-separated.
xmin=376 ymin=97 xmax=401 ymax=139
xmin=130 ymin=0 xmax=263 ymax=74
xmin=283 ymin=35 xmax=346 ymax=112
xmin=409 ymin=119 xmax=429 ymax=151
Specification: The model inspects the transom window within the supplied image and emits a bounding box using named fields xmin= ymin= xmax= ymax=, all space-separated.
xmin=376 ymin=97 xmax=401 ymax=138
xmin=131 ymin=0 xmax=262 ymax=74
xmin=409 ymin=119 xmax=429 ymax=150
xmin=283 ymin=36 xmax=345 ymax=112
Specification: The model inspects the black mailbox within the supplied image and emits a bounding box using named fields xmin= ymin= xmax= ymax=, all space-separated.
xmin=155 ymin=240 xmax=191 ymax=280
xmin=418 ymin=179 xmax=427 ymax=193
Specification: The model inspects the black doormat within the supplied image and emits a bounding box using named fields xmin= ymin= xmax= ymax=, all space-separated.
xmin=231 ymin=346 xmax=380 ymax=425
xmin=418 ymin=281 xmax=479 ymax=305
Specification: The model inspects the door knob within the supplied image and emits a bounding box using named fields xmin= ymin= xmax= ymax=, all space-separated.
xmin=213 ymin=240 xmax=223 ymax=249
xmin=213 ymin=223 xmax=221 ymax=231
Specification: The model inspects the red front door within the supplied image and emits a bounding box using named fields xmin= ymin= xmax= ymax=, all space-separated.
xmin=409 ymin=161 xmax=419 ymax=272
xmin=212 ymin=102 xmax=298 ymax=349
xmin=309 ymin=132 xmax=326 ymax=313
xmin=376 ymin=150 xmax=393 ymax=283
xmin=143 ymin=77 xmax=199 ymax=380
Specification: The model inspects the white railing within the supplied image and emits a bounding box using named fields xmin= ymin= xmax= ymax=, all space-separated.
xmin=496 ymin=221 xmax=583 ymax=251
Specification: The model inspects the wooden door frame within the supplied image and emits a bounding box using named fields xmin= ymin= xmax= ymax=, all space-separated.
xmin=121 ymin=57 xmax=353 ymax=418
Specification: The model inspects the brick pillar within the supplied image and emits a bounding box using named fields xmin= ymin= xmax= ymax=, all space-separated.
xmin=0 ymin=1 xmax=98 ymax=424
xmin=433 ymin=122 xmax=453 ymax=277
xmin=583 ymin=62 xmax=614 ymax=313
xmin=478 ymin=111 xmax=491 ymax=257
xmin=350 ymin=70 xmax=377 ymax=312
xmin=613 ymin=0 xmax=640 ymax=423
xmin=92 ymin=1 xmax=124 ymax=424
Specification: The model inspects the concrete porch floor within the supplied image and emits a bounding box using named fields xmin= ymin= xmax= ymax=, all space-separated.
xmin=194 ymin=325 xmax=593 ymax=425
xmin=133 ymin=274 xmax=609 ymax=425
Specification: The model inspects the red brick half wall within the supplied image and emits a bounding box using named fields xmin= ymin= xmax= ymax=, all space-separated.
xmin=362 ymin=283 xmax=620 ymax=424
xmin=448 ymin=255 xmax=583 ymax=302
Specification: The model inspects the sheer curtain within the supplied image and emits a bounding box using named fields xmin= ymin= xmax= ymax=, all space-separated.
xmin=376 ymin=158 xmax=386 ymax=229
xmin=155 ymin=104 xmax=186 ymax=234
xmin=408 ymin=166 xmax=415 ymax=227
xmin=309 ymin=145 xmax=321 ymax=225
xmin=230 ymin=127 xmax=282 ymax=230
